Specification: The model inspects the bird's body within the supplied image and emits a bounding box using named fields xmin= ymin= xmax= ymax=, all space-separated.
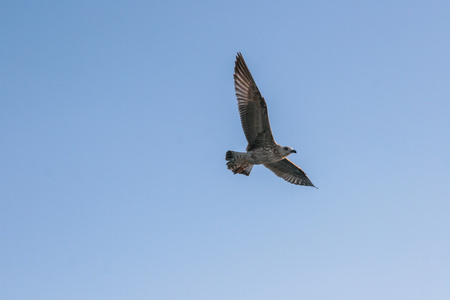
xmin=226 ymin=52 xmax=316 ymax=187
xmin=247 ymin=146 xmax=287 ymax=164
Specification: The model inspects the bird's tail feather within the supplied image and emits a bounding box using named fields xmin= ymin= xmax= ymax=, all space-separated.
xmin=225 ymin=151 xmax=253 ymax=176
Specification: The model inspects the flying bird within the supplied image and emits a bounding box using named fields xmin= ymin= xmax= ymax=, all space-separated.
xmin=226 ymin=52 xmax=316 ymax=187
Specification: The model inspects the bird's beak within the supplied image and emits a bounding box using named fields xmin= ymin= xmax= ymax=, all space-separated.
xmin=291 ymin=149 xmax=297 ymax=153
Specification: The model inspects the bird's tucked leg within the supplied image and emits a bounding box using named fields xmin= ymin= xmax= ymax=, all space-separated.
xmin=225 ymin=151 xmax=253 ymax=176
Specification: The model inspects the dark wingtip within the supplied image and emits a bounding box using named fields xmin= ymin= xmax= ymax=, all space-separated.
xmin=236 ymin=52 xmax=244 ymax=63
xmin=309 ymin=181 xmax=318 ymax=189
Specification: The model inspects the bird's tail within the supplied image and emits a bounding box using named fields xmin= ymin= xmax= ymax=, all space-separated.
xmin=225 ymin=151 xmax=253 ymax=176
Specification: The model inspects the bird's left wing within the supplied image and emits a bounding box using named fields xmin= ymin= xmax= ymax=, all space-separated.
xmin=264 ymin=159 xmax=316 ymax=187
xmin=234 ymin=53 xmax=275 ymax=151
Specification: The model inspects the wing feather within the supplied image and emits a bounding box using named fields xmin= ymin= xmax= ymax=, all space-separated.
xmin=264 ymin=159 xmax=316 ymax=187
xmin=234 ymin=53 xmax=275 ymax=150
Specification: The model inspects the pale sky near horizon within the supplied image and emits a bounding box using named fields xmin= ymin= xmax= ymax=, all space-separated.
xmin=1 ymin=1 xmax=450 ymax=299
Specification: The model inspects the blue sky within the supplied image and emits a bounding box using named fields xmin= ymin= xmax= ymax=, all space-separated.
xmin=1 ymin=1 xmax=449 ymax=299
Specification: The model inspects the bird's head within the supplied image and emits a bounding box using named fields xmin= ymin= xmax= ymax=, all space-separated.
xmin=280 ymin=146 xmax=297 ymax=157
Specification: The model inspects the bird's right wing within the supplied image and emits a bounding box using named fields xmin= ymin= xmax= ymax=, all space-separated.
xmin=264 ymin=158 xmax=316 ymax=187
xmin=234 ymin=53 xmax=275 ymax=151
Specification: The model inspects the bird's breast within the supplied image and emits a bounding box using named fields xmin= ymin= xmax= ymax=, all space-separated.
xmin=247 ymin=147 xmax=282 ymax=164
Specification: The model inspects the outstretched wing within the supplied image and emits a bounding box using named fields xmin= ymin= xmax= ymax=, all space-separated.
xmin=234 ymin=52 xmax=275 ymax=151
xmin=264 ymin=159 xmax=316 ymax=187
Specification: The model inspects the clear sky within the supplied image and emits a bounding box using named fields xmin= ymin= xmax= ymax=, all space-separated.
xmin=1 ymin=1 xmax=449 ymax=299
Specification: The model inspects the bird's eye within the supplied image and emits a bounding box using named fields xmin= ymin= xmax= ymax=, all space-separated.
xmin=284 ymin=147 xmax=288 ymax=150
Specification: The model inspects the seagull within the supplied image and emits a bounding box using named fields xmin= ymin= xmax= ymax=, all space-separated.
xmin=226 ymin=52 xmax=316 ymax=187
